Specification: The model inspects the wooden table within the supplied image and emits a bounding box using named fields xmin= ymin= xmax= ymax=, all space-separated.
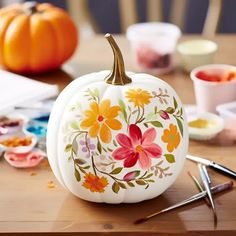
xmin=1 ymin=35 xmax=236 ymax=235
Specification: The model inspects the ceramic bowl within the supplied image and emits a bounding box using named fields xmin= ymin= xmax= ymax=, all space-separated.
xmin=177 ymin=39 xmax=217 ymax=72
xmin=0 ymin=129 xmax=37 ymax=153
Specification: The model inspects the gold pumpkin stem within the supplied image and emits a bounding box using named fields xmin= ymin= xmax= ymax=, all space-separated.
xmin=105 ymin=33 xmax=132 ymax=85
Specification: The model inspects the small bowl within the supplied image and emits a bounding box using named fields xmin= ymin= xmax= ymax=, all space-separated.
xmin=188 ymin=112 xmax=224 ymax=140
xmin=0 ymin=113 xmax=28 ymax=135
xmin=0 ymin=130 xmax=37 ymax=153
xmin=126 ymin=22 xmax=181 ymax=75
xmin=177 ymin=39 xmax=217 ymax=72
xmin=191 ymin=64 xmax=236 ymax=113
xmin=4 ymin=149 xmax=45 ymax=168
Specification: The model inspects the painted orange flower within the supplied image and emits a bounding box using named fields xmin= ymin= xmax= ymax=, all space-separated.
xmin=80 ymin=100 xmax=122 ymax=143
xmin=82 ymin=172 xmax=108 ymax=193
xmin=125 ymin=88 xmax=152 ymax=108
xmin=162 ymin=124 xmax=180 ymax=152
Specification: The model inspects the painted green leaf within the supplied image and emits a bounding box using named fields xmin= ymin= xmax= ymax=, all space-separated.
xmin=72 ymin=139 xmax=78 ymax=154
xmin=164 ymin=154 xmax=176 ymax=163
xmin=113 ymin=140 xmax=118 ymax=147
xmin=75 ymin=158 xmax=86 ymax=165
xmin=144 ymin=173 xmax=153 ymax=179
xmin=118 ymin=99 xmax=127 ymax=121
xmin=97 ymin=139 xmax=102 ymax=154
xmin=117 ymin=182 xmax=127 ymax=189
xmin=74 ymin=168 xmax=81 ymax=181
xmin=173 ymin=97 xmax=178 ymax=109
xmin=112 ymin=182 xmax=120 ymax=193
xmin=127 ymin=181 xmax=135 ymax=187
xmin=147 ymin=179 xmax=155 ymax=183
xmin=107 ymin=147 xmax=113 ymax=152
xmin=176 ymin=117 xmax=183 ymax=137
xmin=83 ymin=165 xmax=90 ymax=169
xmin=65 ymin=144 xmax=72 ymax=152
xmin=150 ymin=121 xmax=163 ymax=128
xmin=135 ymin=179 xmax=146 ymax=185
xmin=165 ymin=107 xmax=175 ymax=114
xmin=70 ymin=120 xmax=80 ymax=130
xmin=110 ymin=167 xmax=123 ymax=175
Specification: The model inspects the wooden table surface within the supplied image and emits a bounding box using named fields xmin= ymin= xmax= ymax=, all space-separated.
xmin=1 ymin=35 xmax=236 ymax=235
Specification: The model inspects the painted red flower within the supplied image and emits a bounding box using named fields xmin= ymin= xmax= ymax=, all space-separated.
xmin=112 ymin=124 xmax=162 ymax=169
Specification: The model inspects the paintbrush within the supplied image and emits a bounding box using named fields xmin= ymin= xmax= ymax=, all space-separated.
xmin=198 ymin=164 xmax=217 ymax=225
xmin=134 ymin=181 xmax=233 ymax=224
xmin=187 ymin=171 xmax=211 ymax=207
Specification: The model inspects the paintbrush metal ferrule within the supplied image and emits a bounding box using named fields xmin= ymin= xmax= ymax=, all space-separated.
xmin=134 ymin=181 xmax=233 ymax=225
xmin=198 ymin=164 xmax=215 ymax=210
xmin=186 ymin=154 xmax=236 ymax=179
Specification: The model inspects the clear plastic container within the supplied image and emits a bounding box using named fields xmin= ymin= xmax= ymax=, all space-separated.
xmin=216 ymin=101 xmax=236 ymax=131
xmin=126 ymin=22 xmax=181 ymax=75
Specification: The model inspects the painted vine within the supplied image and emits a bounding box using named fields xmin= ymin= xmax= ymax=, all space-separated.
xmin=64 ymin=86 xmax=184 ymax=194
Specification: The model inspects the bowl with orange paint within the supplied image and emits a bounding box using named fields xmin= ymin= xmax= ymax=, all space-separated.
xmin=190 ymin=64 xmax=236 ymax=113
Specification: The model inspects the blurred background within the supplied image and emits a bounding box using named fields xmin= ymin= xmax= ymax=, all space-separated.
xmin=1 ymin=0 xmax=236 ymax=37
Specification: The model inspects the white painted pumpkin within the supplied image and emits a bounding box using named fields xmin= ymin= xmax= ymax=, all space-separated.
xmin=47 ymin=34 xmax=188 ymax=203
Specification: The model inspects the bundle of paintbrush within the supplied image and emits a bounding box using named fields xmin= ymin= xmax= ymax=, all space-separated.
xmin=134 ymin=154 xmax=236 ymax=225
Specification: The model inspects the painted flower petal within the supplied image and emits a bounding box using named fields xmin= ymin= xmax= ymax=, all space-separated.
xmin=104 ymin=106 xmax=120 ymax=118
xmin=79 ymin=140 xmax=85 ymax=145
xmin=142 ymin=127 xmax=156 ymax=145
xmin=143 ymin=144 xmax=162 ymax=158
xmin=170 ymin=124 xmax=177 ymax=133
xmin=89 ymin=144 xmax=96 ymax=150
xmin=138 ymin=151 xmax=151 ymax=169
xmin=129 ymin=124 xmax=142 ymax=145
xmin=100 ymin=123 xmax=111 ymax=143
xmin=90 ymin=102 xmax=99 ymax=113
xmin=167 ymin=143 xmax=174 ymax=152
xmin=84 ymin=110 xmax=96 ymax=119
xmin=112 ymin=147 xmax=134 ymax=160
xmin=116 ymin=133 xmax=133 ymax=148
xmin=99 ymin=100 xmax=110 ymax=115
xmin=89 ymin=122 xmax=99 ymax=137
xmin=161 ymin=129 xmax=170 ymax=142
xmin=82 ymin=147 xmax=88 ymax=152
xmin=124 ymin=152 xmax=139 ymax=168
xmin=105 ymin=118 xmax=122 ymax=130
xmin=80 ymin=117 xmax=95 ymax=129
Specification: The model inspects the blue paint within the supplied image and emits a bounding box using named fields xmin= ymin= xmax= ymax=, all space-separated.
xmin=26 ymin=125 xmax=47 ymax=137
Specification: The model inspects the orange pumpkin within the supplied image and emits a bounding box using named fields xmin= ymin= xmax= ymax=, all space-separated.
xmin=0 ymin=2 xmax=78 ymax=74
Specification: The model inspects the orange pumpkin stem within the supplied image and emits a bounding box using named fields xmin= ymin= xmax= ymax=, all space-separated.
xmin=105 ymin=33 xmax=132 ymax=85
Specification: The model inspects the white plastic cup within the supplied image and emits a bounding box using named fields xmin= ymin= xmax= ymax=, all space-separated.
xmin=177 ymin=40 xmax=218 ymax=72
xmin=191 ymin=64 xmax=236 ymax=113
xmin=126 ymin=22 xmax=181 ymax=75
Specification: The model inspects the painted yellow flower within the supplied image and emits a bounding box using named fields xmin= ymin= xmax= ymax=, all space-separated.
xmin=82 ymin=173 xmax=108 ymax=193
xmin=80 ymin=99 xmax=122 ymax=143
xmin=125 ymin=88 xmax=152 ymax=108
xmin=162 ymin=124 xmax=180 ymax=152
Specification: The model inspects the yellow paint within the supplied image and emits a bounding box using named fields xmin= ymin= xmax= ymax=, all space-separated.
xmin=188 ymin=119 xmax=215 ymax=129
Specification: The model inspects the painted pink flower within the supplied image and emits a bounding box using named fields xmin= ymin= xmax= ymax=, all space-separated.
xmin=112 ymin=124 xmax=162 ymax=169
xmin=159 ymin=110 xmax=170 ymax=120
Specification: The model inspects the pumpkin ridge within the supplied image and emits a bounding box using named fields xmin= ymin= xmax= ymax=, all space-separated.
xmin=0 ymin=12 xmax=19 ymax=66
xmin=4 ymin=14 xmax=31 ymax=73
